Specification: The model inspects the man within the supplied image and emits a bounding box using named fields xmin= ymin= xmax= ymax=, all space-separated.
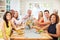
xmin=33 ymin=10 xmax=50 ymax=30
xmin=39 ymin=10 xmax=50 ymax=30
xmin=44 ymin=10 xmax=50 ymax=22
xmin=22 ymin=9 xmax=34 ymax=29
xmin=53 ymin=9 xmax=58 ymax=15
xmin=10 ymin=9 xmax=15 ymax=17
xmin=38 ymin=10 xmax=50 ymax=26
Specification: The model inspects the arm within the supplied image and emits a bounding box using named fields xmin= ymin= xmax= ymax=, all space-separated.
xmin=38 ymin=20 xmax=50 ymax=25
xmin=49 ymin=24 xmax=60 ymax=37
xmin=11 ymin=20 xmax=17 ymax=30
xmin=41 ymin=24 xmax=50 ymax=30
xmin=2 ymin=21 xmax=8 ymax=40
xmin=38 ymin=18 xmax=44 ymax=23
xmin=22 ymin=15 xmax=28 ymax=19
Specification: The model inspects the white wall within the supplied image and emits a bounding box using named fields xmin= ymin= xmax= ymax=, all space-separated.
xmin=20 ymin=0 xmax=60 ymax=16
xmin=10 ymin=0 xmax=20 ymax=15
xmin=10 ymin=0 xmax=60 ymax=18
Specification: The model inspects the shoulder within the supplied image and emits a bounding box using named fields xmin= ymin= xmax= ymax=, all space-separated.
xmin=9 ymin=20 xmax=14 ymax=26
xmin=41 ymin=17 xmax=44 ymax=20
xmin=12 ymin=17 xmax=16 ymax=21
xmin=10 ymin=20 xmax=12 ymax=22
xmin=56 ymin=23 xmax=60 ymax=26
xmin=56 ymin=23 xmax=60 ymax=28
xmin=1 ymin=20 xmax=5 ymax=26
xmin=12 ymin=17 xmax=15 ymax=20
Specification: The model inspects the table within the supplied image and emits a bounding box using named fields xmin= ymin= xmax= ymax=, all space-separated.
xmin=10 ymin=29 xmax=52 ymax=40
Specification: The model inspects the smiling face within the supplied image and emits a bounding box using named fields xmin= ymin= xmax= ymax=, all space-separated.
xmin=50 ymin=15 xmax=56 ymax=24
xmin=44 ymin=12 xmax=49 ymax=18
xmin=14 ymin=11 xmax=18 ymax=19
xmin=6 ymin=13 xmax=12 ymax=21
xmin=38 ymin=11 xmax=43 ymax=19
xmin=50 ymin=14 xmax=59 ymax=24
xmin=39 ymin=11 xmax=43 ymax=17
xmin=27 ymin=10 xmax=32 ymax=16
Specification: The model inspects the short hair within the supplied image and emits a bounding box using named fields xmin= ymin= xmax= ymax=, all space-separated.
xmin=49 ymin=13 xmax=59 ymax=24
xmin=44 ymin=10 xmax=49 ymax=13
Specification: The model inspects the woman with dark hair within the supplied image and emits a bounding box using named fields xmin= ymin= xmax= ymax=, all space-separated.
xmin=0 ymin=11 xmax=17 ymax=40
xmin=42 ymin=14 xmax=60 ymax=40
xmin=48 ymin=14 xmax=60 ymax=40
xmin=44 ymin=13 xmax=60 ymax=40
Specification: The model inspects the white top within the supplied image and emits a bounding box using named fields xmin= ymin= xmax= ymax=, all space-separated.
xmin=22 ymin=14 xmax=34 ymax=23
xmin=12 ymin=18 xmax=21 ymax=25
xmin=44 ymin=16 xmax=49 ymax=22
xmin=32 ymin=7 xmax=40 ymax=19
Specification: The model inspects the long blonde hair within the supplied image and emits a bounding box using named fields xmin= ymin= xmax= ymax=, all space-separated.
xmin=38 ymin=11 xmax=43 ymax=20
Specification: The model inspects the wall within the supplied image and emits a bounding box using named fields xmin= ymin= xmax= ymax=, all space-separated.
xmin=10 ymin=0 xmax=20 ymax=15
xmin=20 ymin=0 xmax=60 ymax=16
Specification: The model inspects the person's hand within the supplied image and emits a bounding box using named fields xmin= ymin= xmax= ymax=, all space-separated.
xmin=34 ymin=20 xmax=38 ymax=25
xmin=4 ymin=36 xmax=9 ymax=40
xmin=44 ymin=30 xmax=48 ymax=33
xmin=47 ymin=33 xmax=52 ymax=36
xmin=33 ymin=18 xmax=36 ymax=20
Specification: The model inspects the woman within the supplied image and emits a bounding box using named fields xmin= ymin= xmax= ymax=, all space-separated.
xmin=12 ymin=11 xmax=21 ymax=26
xmin=33 ymin=11 xmax=44 ymax=29
xmin=46 ymin=14 xmax=60 ymax=40
xmin=0 ymin=11 xmax=17 ymax=40
xmin=37 ymin=11 xmax=44 ymax=26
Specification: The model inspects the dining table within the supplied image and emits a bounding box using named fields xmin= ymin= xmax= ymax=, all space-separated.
xmin=10 ymin=27 xmax=53 ymax=40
